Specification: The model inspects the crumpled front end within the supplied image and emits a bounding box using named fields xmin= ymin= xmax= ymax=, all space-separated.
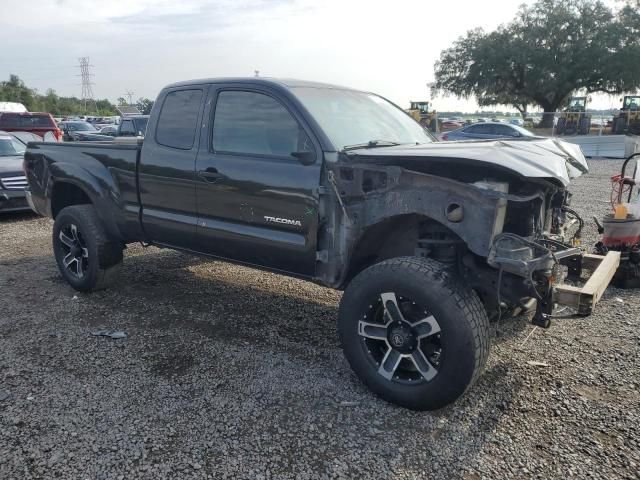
xmin=320 ymin=139 xmax=615 ymax=329
xmin=344 ymin=136 xmax=589 ymax=187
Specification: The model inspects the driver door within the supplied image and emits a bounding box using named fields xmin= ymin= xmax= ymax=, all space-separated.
xmin=193 ymin=86 xmax=322 ymax=277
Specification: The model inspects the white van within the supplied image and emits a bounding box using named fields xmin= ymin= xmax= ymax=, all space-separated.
xmin=0 ymin=102 xmax=28 ymax=113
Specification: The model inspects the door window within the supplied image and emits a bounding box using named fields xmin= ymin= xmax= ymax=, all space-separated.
xmin=465 ymin=124 xmax=492 ymax=134
xmin=156 ymin=89 xmax=203 ymax=150
xmin=493 ymin=124 xmax=517 ymax=136
xmin=212 ymin=91 xmax=312 ymax=158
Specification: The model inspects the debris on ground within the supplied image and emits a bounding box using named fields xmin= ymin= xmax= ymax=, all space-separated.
xmin=526 ymin=360 xmax=550 ymax=367
xmin=91 ymin=330 xmax=127 ymax=339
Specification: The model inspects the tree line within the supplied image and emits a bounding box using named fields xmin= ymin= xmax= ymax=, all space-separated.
xmin=431 ymin=0 xmax=640 ymax=126
xmin=0 ymin=75 xmax=154 ymax=116
xmin=3 ymin=0 xmax=638 ymax=126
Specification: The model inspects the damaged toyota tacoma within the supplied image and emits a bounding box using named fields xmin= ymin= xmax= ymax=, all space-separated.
xmin=24 ymin=78 xmax=620 ymax=410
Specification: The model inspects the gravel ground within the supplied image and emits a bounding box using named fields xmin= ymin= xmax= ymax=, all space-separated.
xmin=0 ymin=159 xmax=638 ymax=479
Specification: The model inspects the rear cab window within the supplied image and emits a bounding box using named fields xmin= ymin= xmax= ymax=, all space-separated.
xmin=156 ymin=90 xmax=203 ymax=150
xmin=0 ymin=113 xmax=55 ymax=128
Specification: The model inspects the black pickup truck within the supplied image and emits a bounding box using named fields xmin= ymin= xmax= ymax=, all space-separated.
xmin=24 ymin=78 xmax=619 ymax=410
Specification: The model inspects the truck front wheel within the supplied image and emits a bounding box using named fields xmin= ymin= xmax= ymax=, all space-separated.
xmin=338 ymin=257 xmax=490 ymax=410
xmin=52 ymin=205 xmax=123 ymax=292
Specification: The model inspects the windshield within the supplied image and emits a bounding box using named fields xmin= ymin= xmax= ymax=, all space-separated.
xmin=625 ymin=97 xmax=640 ymax=109
xmin=292 ymin=87 xmax=433 ymax=150
xmin=65 ymin=122 xmax=96 ymax=132
xmin=0 ymin=136 xmax=26 ymax=156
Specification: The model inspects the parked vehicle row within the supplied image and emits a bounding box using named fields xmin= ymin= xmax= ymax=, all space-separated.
xmin=0 ymin=130 xmax=30 ymax=213
xmin=58 ymin=121 xmax=113 ymax=142
xmin=58 ymin=115 xmax=149 ymax=142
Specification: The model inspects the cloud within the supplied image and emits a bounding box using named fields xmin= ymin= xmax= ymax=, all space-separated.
xmin=6 ymin=0 xmax=621 ymax=111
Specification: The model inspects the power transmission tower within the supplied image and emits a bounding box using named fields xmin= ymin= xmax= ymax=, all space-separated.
xmin=124 ymin=90 xmax=135 ymax=106
xmin=77 ymin=57 xmax=97 ymax=113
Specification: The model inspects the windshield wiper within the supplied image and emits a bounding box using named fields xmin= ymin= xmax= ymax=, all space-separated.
xmin=342 ymin=139 xmax=402 ymax=151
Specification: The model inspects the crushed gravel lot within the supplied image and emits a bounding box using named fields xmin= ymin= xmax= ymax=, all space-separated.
xmin=1 ymin=158 xmax=638 ymax=479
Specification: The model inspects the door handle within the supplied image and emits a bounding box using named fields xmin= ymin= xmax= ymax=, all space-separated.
xmin=198 ymin=168 xmax=222 ymax=183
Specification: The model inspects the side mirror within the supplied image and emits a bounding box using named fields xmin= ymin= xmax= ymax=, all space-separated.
xmin=291 ymin=150 xmax=316 ymax=165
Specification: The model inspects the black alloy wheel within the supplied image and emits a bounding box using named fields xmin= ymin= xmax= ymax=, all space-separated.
xmin=52 ymin=205 xmax=123 ymax=292
xmin=359 ymin=291 xmax=443 ymax=384
xmin=57 ymin=223 xmax=89 ymax=279
xmin=338 ymin=256 xmax=490 ymax=410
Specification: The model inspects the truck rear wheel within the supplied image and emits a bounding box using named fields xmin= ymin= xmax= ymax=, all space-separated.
xmin=52 ymin=205 xmax=123 ymax=292
xmin=338 ymin=257 xmax=490 ymax=410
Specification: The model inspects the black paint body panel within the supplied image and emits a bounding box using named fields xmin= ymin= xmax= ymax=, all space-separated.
xmin=24 ymin=79 xmax=328 ymax=280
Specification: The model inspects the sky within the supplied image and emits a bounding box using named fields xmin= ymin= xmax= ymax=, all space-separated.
xmin=0 ymin=0 xmax=625 ymax=112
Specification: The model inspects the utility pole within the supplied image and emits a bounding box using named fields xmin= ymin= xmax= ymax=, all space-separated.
xmin=124 ymin=90 xmax=135 ymax=106
xmin=77 ymin=57 xmax=97 ymax=113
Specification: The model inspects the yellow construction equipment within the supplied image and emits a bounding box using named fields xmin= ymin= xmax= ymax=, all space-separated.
xmin=613 ymin=95 xmax=640 ymax=135
xmin=406 ymin=101 xmax=437 ymax=132
xmin=556 ymin=97 xmax=591 ymax=135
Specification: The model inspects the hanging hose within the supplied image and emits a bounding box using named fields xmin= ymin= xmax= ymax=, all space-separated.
xmin=561 ymin=206 xmax=584 ymax=244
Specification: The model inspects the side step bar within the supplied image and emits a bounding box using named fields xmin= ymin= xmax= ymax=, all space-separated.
xmin=554 ymin=251 xmax=621 ymax=315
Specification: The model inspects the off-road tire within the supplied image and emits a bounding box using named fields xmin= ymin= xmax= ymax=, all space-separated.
xmin=338 ymin=256 xmax=490 ymax=410
xmin=564 ymin=120 xmax=577 ymax=136
xmin=53 ymin=205 xmax=123 ymax=292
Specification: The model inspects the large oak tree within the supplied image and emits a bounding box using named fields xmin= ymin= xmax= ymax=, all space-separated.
xmin=431 ymin=0 xmax=640 ymax=126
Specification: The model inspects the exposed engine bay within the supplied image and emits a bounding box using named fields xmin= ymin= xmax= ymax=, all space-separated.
xmin=317 ymin=137 xmax=618 ymax=328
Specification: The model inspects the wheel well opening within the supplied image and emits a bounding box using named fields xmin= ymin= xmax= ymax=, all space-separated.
xmin=344 ymin=214 xmax=465 ymax=284
xmin=51 ymin=183 xmax=91 ymax=218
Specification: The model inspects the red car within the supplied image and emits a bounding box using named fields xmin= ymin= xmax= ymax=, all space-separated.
xmin=0 ymin=112 xmax=62 ymax=141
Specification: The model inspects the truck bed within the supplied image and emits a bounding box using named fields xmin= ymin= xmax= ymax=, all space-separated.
xmin=25 ymin=141 xmax=143 ymax=241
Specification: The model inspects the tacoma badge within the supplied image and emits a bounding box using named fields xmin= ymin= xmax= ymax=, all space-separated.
xmin=264 ymin=215 xmax=302 ymax=227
